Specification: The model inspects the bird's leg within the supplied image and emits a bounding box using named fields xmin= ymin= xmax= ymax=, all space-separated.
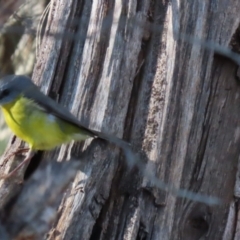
xmin=0 ymin=149 xmax=35 ymax=179
xmin=0 ymin=147 xmax=30 ymax=166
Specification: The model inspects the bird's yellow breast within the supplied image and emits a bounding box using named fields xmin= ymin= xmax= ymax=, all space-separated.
xmin=1 ymin=96 xmax=87 ymax=150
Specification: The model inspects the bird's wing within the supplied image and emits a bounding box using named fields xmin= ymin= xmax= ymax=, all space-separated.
xmin=23 ymin=84 xmax=95 ymax=137
xmin=23 ymin=84 xmax=131 ymax=150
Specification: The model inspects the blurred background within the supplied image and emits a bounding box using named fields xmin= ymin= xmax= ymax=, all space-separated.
xmin=0 ymin=0 xmax=49 ymax=154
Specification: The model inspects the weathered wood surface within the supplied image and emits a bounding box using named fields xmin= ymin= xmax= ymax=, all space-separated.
xmin=1 ymin=0 xmax=240 ymax=239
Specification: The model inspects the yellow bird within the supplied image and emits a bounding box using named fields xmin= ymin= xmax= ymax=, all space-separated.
xmin=0 ymin=75 xmax=132 ymax=178
xmin=0 ymin=75 xmax=221 ymax=206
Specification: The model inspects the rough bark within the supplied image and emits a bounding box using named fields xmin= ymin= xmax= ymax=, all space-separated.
xmin=0 ymin=0 xmax=240 ymax=239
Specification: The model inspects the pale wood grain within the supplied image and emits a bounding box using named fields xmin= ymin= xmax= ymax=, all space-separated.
xmin=1 ymin=0 xmax=240 ymax=239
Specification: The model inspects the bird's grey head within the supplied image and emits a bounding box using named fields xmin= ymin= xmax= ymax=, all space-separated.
xmin=0 ymin=75 xmax=35 ymax=105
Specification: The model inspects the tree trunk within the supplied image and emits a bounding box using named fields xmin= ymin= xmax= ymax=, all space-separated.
xmin=1 ymin=0 xmax=240 ymax=239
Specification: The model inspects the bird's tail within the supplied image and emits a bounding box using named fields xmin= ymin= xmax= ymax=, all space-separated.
xmin=90 ymin=129 xmax=136 ymax=167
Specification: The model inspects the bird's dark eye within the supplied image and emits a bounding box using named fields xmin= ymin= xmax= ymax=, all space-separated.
xmin=0 ymin=89 xmax=10 ymax=99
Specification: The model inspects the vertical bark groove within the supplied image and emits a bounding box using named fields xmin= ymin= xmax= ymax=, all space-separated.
xmin=1 ymin=0 xmax=240 ymax=239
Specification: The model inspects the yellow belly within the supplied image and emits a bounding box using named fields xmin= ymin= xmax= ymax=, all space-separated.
xmin=1 ymin=96 xmax=88 ymax=150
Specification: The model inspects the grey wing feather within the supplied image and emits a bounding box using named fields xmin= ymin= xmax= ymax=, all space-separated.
xmin=23 ymin=84 xmax=95 ymax=137
xmin=23 ymin=83 xmax=131 ymax=150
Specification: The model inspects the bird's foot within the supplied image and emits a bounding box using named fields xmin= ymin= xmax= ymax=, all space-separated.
xmin=0 ymin=150 xmax=35 ymax=180
xmin=0 ymin=147 xmax=29 ymax=167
